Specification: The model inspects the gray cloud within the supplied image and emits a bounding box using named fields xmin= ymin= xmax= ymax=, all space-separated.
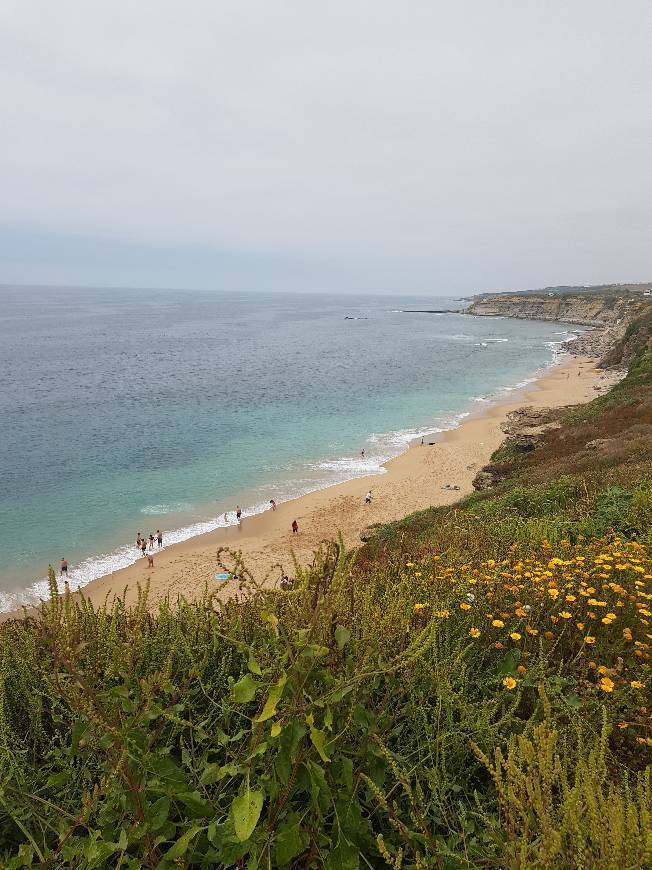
xmin=0 ymin=0 xmax=650 ymax=292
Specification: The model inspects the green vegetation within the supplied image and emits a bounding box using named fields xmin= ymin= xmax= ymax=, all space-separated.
xmin=1 ymin=316 xmax=652 ymax=868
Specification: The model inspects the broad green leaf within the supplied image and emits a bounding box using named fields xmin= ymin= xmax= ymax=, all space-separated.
xmin=147 ymin=796 xmax=170 ymax=831
xmin=270 ymin=721 xmax=282 ymax=738
xmin=200 ymin=763 xmax=223 ymax=786
xmin=231 ymin=673 xmax=259 ymax=704
xmin=325 ymin=839 xmax=359 ymax=869
xmin=231 ymin=785 xmax=264 ymax=842
xmin=256 ymin=673 xmax=287 ymax=722
xmin=497 ymin=647 xmax=521 ymax=675
xmin=273 ymin=822 xmax=309 ymax=865
xmin=248 ymin=649 xmax=263 ymax=675
xmin=310 ymin=727 xmax=331 ymax=763
xmin=164 ymin=825 xmax=203 ymax=860
xmin=335 ymin=624 xmax=351 ymax=650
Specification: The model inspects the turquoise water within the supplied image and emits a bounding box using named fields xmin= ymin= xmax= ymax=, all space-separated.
xmin=0 ymin=287 xmax=576 ymax=609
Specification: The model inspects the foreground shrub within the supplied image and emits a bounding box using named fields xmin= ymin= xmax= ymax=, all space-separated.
xmin=0 ymin=536 xmax=650 ymax=867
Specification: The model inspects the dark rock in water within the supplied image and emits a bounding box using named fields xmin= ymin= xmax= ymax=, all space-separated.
xmin=360 ymin=523 xmax=383 ymax=543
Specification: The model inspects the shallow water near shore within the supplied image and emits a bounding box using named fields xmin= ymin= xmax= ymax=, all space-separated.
xmin=0 ymin=286 xmax=576 ymax=609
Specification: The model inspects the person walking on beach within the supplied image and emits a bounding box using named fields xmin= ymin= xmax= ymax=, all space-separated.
xmin=365 ymin=490 xmax=372 ymax=504
xmin=140 ymin=539 xmax=147 ymax=558
xmin=292 ymin=519 xmax=299 ymax=534
xmin=136 ymin=532 xmax=142 ymax=550
xmin=60 ymin=557 xmax=68 ymax=577
xmin=157 ymin=529 xmax=163 ymax=548
xmin=148 ymin=533 xmax=155 ymax=550
xmin=236 ymin=505 xmax=242 ymax=524
xmin=146 ymin=550 xmax=154 ymax=568
xmin=270 ymin=499 xmax=277 ymax=511
xmin=361 ymin=449 xmax=365 ymax=458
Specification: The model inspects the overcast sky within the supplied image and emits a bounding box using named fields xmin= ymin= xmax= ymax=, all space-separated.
xmin=1 ymin=1 xmax=650 ymax=294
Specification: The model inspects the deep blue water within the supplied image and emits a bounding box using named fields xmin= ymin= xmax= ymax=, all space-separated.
xmin=0 ymin=286 xmax=574 ymax=608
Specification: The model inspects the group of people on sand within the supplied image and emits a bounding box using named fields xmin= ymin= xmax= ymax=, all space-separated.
xmin=136 ymin=530 xmax=163 ymax=567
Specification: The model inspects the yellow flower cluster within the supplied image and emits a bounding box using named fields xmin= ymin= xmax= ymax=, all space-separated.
xmin=404 ymin=539 xmax=652 ymax=724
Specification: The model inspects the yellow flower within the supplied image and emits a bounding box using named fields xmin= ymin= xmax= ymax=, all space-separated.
xmin=547 ymin=588 xmax=559 ymax=598
xmin=584 ymin=636 xmax=596 ymax=645
xmin=492 ymin=619 xmax=505 ymax=628
xmin=435 ymin=609 xmax=450 ymax=619
xmin=459 ymin=602 xmax=472 ymax=610
xmin=525 ymin=625 xmax=539 ymax=636
xmin=495 ymin=641 xmax=504 ymax=649
xmin=469 ymin=627 xmax=481 ymax=638
xmin=509 ymin=632 xmax=522 ymax=641
xmin=599 ymin=677 xmax=615 ymax=693
xmin=413 ymin=603 xmax=427 ymax=613
xmin=631 ymin=681 xmax=646 ymax=690
xmin=601 ymin=617 xmax=614 ymax=625
xmin=544 ymin=631 xmax=554 ymax=639
xmin=517 ymin=664 xmax=526 ymax=674
xmin=565 ymin=594 xmax=576 ymax=602
xmin=597 ymin=665 xmax=609 ymax=675
xmin=502 ymin=677 xmax=517 ymax=690
xmin=617 ymin=721 xmax=628 ymax=730
xmin=559 ymin=611 xmax=572 ymax=619
xmin=576 ymin=622 xmax=585 ymax=630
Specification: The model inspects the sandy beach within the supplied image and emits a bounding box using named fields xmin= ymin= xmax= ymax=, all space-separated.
xmin=52 ymin=355 xmax=611 ymax=613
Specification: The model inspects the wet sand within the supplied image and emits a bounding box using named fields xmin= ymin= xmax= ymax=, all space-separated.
xmin=68 ymin=356 xmax=614 ymax=612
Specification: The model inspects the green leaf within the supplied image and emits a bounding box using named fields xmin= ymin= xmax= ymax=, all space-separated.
xmin=273 ymin=821 xmax=309 ymax=865
xmin=231 ymin=784 xmax=264 ymax=842
xmin=325 ymin=839 xmax=360 ymax=869
xmin=335 ymin=624 xmax=351 ymax=650
xmin=147 ymin=796 xmax=170 ymax=831
xmin=248 ymin=649 xmax=263 ymax=675
xmin=164 ymin=825 xmax=203 ymax=860
xmin=497 ymin=647 xmax=521 ymax=675
xmin=200 ymin=763 xmax=224 ymax=786
xmin=310 ymin=727 xmax=331 ymax=763
xmin=270 ymin=721 xmax=282 ymax=738
xmin=232 ymin=673 xmax=259 ymax=704
xmin=261 ymin=610 xmax=279 ymax=635
xmin=257 ymin=673 xmax=287 ymax=722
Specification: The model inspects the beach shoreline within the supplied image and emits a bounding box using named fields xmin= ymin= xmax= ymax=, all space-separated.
xmin=1 ymin=352 xmax=618 ymax=622
xmin=30 ymin=354 xmax=611 ymax=615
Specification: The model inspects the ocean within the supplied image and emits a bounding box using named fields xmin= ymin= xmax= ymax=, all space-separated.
xmin=0 ymin=286 xmax=576 ymax=610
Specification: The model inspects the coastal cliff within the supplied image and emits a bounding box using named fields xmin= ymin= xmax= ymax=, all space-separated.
xmin=466 ymin=292 xmax=642 ymax=327
xmin=467 ymin=291 xmax=652 ymax=366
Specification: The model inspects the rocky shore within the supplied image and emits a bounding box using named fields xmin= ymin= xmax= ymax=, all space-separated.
xmin=467 ymin=290 xmax=651 ymax=370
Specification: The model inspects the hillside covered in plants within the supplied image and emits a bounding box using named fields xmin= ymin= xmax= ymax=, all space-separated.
xmin=1 ymin=312 xmax=652 ymax=868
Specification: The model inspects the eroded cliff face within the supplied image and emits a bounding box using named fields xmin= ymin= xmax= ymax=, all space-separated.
xmin=466 ymin=293 xmax=641 ymax=327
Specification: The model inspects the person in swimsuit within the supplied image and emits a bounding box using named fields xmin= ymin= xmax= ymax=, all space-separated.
xmin=140 ymin=539 xmax=147 ymax=557
xmin=236 ymin=506 xmax=242 ymax=524
xmin=291 ymin=519 xmax=299 ymax=534
xmin=270 ymin=499 xmax=277 ymax=511
xmin=149 ymin=533 xmax=155 ymax=550
xmin=146 ymin=551 xmax=154 ymax=568
xmin=157 ymin=529 xmax=163 ymax=547
xmin=60 ymin=557 xmax=68 ymax=576
xmin=136 ymin=532 xmax=142 ymax=549
xmin=365 ymin=490 xmax=372 ymax=504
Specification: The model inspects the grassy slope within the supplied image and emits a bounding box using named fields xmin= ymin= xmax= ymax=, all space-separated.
xmin=1 ymin=313 xmax=652 ymax=868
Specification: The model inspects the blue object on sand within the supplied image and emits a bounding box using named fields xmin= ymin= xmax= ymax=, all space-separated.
xmin=214 ymin=571 xmax=232 ymax=581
